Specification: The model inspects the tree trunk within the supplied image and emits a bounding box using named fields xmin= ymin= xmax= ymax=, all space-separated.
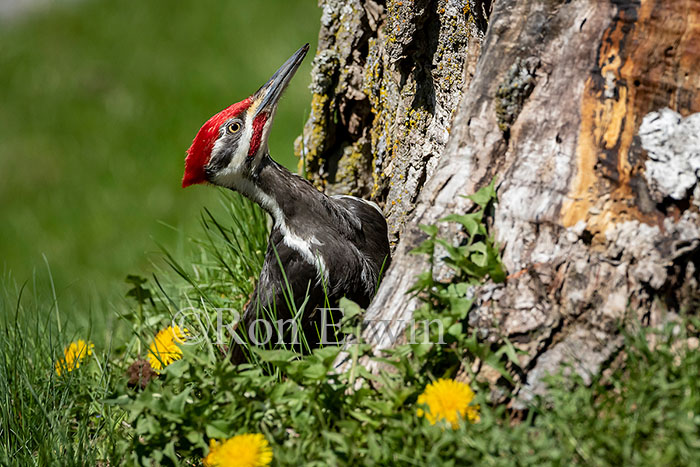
xmin=296 ymin=0 xmax=491 ymax=242
xmin=300 ymin=0 xmax=700 ymax=402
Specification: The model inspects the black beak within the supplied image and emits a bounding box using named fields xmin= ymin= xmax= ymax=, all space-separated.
xmin=254 ymin=43 xmax=309 ymax=118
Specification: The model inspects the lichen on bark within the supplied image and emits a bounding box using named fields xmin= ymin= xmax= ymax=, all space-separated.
xmin=296 ymin=0 xmax=488 ymax=243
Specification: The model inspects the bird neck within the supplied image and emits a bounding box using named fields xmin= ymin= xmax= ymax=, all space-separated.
xmin=237 ymin=153 xmax=325 ymax=228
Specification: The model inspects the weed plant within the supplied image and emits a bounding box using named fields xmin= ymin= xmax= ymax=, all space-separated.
xmin=1 ymin=188 xmax=698 ymax=465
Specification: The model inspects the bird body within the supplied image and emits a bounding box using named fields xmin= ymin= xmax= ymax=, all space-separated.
xmin=182 ymin=44 xmax=390 ymax=361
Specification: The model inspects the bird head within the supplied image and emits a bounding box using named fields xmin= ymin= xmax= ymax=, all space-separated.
xmin=182 ymin=43 xmax=309 ymax=189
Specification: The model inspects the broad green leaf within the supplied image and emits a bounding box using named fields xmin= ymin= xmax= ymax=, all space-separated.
xmin=467 ymin=177 xmax=498 ymax=207
xmin=167 ymin=386 xmax=192 ymax=415
xmin=205 ymin=421 xmax=232 ymax=439
xmin=447 ymin=322 xmax=463 ymax=336
xmin=338 ymin=297 xmax=364 ymax=319
xmin=301 ymin=361 xmax=329 ymax=380
xmin=163 ymin=440 xmax=178 ymax=464
xmin=418 ymin=224 xmax=439 ymax=236
xmin=410 ymin=238 xmax=435 ymax=256
xmin=164 ymin=358 xmax=188 ymax=378
xmin=185 ymin=430 xmax=204 ymax=446
xmin=313 ymin=345 xmax=342 ymax=365
xmin=252 ymin=348 xmax=298 ymax=363
xmin=442 ymin=213 xmax=482 ymax=237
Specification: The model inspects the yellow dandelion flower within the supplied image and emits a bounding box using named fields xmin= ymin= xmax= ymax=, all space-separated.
xmin=147 ymin=326 xmax=188 ymax=371
xmin=55 ymin=340 xmax=94 ymax=376
xmin=416 ymin=378 xmax=480 ymax=428
xmin=203 ymin=433 xmax=273 ymax=467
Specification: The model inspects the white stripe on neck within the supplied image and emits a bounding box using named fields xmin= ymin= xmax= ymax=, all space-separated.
xmin=235 ymin=177 xmax=329 ymax=286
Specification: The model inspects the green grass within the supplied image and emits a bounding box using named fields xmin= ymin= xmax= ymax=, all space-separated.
xmin=0 ymin=280 xmax=119 ymax=465
xmin=2 ymin=246 xmax=698 ymax=465
xmin=1 ymin=186 xmax=697 ymax=465
xmin=0 ymin=0 xmax=320 ymax=328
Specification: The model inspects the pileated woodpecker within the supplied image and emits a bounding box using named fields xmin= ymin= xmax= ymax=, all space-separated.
xmin=182 ymin=44 xmax=390 ymax=362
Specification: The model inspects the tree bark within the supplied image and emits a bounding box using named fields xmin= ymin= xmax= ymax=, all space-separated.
xmin=301 ymin=0 xmax=700 ymax=402
xmin=296 ymin=0 xmax=491 ymax=243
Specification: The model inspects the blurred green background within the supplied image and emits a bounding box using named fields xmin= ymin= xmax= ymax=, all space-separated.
xmin=0 ymin=0 xmax=320 ymax=324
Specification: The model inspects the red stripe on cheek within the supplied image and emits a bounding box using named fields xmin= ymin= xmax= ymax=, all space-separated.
xmin=248 ymin=113 xmax=268 ymax=157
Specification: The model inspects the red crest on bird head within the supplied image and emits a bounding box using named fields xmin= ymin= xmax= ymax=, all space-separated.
xmin=182 ymin=98 xmax=252 ymax=188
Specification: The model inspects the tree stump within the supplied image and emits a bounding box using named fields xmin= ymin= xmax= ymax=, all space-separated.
xmin=300 ymin=0 xmax=700 ymax=402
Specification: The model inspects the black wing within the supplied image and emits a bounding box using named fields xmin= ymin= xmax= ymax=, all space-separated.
xmin=331 ymin=195 xmax=391 ymax=280
xmin=230 ymin=226 xmax=324 ymax=363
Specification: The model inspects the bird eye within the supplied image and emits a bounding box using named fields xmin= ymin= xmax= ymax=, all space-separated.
xmin=227 ymin=122 xmax=241 ymax=134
